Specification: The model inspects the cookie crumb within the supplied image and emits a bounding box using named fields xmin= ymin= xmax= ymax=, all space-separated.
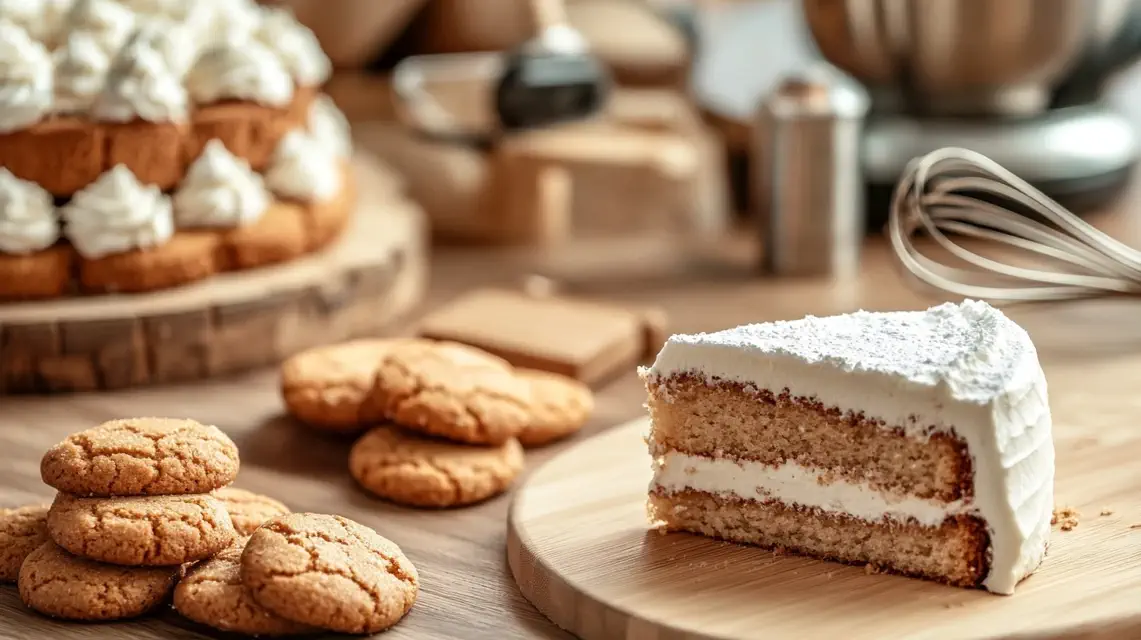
xmin=1100 ymin=507 xmax=1114 ymax=517
xmin=771 ymin=546 xmax=786 ymax=557
xmin=864 ymin=564 xmax=881 ymax=575
xmin=1129 ymin=523 xmax=1141 ymax=530
xmin=1052 ymin=506 xmax=1080 ymax=531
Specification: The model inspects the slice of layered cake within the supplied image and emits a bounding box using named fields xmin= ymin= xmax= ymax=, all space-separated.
xmin=641 ymin=300 xmax=1053 ymax=594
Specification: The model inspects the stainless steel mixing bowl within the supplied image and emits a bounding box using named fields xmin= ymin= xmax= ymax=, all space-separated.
xmin=802 ymin=0 xmax=1141 ymax=116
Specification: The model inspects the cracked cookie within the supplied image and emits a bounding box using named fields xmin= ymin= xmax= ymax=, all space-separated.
xmin=280 ymin=338 xmax=415 ymax=432
xmin=515 ymin=369 xmax=594 ymax=448
xmin=18 ymin=542 xmax=179 ymax=621
xmin=241 ymin=513 xmax=418 ymax=634
xmin=214 ymin=487 xmax=291 ymax=537
xmin=0 ymin=504 xmax=49 ymax=582
xmin=349 ymin=425 xmax=524 ymax=508
xmin=363 ymin=340 xmax=532 ymax=445
xmin=47 ymin=493 xmax=236 ymax=566
xmin=41 ymin=417 xmax=241 ymax=497
xmin=174 ymin=537 xmax=316 ymax=637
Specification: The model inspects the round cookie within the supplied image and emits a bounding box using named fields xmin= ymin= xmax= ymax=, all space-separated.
xmin=47 ymin=493 xmax=236 ymax=566
xmin=41 ymin=417 xmax=240 ymax=497
xmin=241 ymin=513 xmax=418 ymax=634
xmin=0 ymin=504 xmax=49 ymax=582
xmin=365 ymin=340 xmax=532 ymax=445
xmin=349 ymin=426 xmax=524 ymax=508
xmin=18 ymin=542 xmax=179 ymax=621
xmin=515 ymin=369 xmax=594 ymax=448
xmin=214 ymin=487 xmax=291 ymax=536
xmin=221 ymin=201 xmax=309 ymax=270
xmin=174 ymin=537 xmax=316 ymax=637
xmin=280 ymin=338 xmax=410 ymax=432
xmin=78 ymin=231 xmax=222 ymax=294
xmin=0 ymin=246 xmax=73 ymax=301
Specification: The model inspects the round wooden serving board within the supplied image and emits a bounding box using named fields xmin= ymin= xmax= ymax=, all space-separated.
xmin=0 ymin=154 xmax=427 ymax=394
xmin=507 ymin=418 xmax=1141 ymax=640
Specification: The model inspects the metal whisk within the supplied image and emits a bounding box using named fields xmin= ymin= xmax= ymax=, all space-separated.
xmin=888 ymin=147 xmax=1141 ymax=303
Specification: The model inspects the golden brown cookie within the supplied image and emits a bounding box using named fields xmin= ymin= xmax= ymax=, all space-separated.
xmin=0 ymin=116 xmax=105 ymax=196
xmin=0 ymin=504 xmax=49 ymax=582
xmin=41 ymin=417 xmax=241 ymax=497
xmin=78 ymin=230 xmax=221 ymax=294
xmin=214 ymin=487 xmax=291 ymax=537
xmin=364 ymin=341 xmax=532 ymax=445
xmin=220 ymin=201 xmax=308 ymax=270
xmin=515 ymin=369 xmax=594 ymax=447
xmin=174 ymin=537 xmax=316 ymax=637
xmin=280 ymin=338 xmax=410 ymax=432
xmin=18 ymin=542 xmax=179 ymax=621
xmin=47 ymin=493 xmax=236 ymax=566
xmin=0 ymin=245 xmax=73 ymax=301
xmin=103 ymin=120 xmax=189 ymax=190
xmin=241 ymin=513 xmax=418 ymax=634
xmin=349 ymin=425 xmax=524 ymax=508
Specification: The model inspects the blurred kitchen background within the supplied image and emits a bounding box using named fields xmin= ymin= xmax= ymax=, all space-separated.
xmin=276 ymin=0 xmax=1141 ymax=281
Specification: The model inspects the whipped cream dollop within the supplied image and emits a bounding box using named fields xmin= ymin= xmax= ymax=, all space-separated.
xmin=308 ymin=95 xmax=353 ymax=158
xmin=64 ymin=0 xmax=137 ymax=56
xmin=0 ymin=168 xmax=60 ymax=254
xmin=131 ymin=17 xmax=198 ymax=78
xmin=93 ymin=26 xmax=188 ymax=123
xmin=63 ymin=165 xmax=174 ymax=259
xmin=186 ymin=39 xmax=294 ymax=107
xmin=0 ymin=20 xmax=54 ymax=133
xmin=53 ymin=31 xmax=111 ymax=114
xmin=0 ymin=0 xmax=54 ymax=43
xmin=266 ymin=131 xmax=341 ymax=202
xmin=256 ymin=7 xmax=331 ymax=87
xmin=174 ymin=140 xmax=270 ymax=228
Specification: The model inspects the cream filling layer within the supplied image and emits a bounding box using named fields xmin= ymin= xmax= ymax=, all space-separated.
xmin=651 ymin=450 xmax=966 ymax=527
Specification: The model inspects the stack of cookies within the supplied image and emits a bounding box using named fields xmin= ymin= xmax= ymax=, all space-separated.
xmin=21 ymin=417 xmax=242 ymax=622
xmin=281 ymin=338 xmax=595 ymax=508
xmin=1 ymin=416 xmax=420 ymax=637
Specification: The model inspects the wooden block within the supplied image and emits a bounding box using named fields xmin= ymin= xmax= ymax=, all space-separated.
xmin=1 ymin=323 xmax=60 ymax=393
xmin=37 ymin=355 xmax=99 ymax=392
xmin=60 ymin=318 xmax=149 ymax=389
xmin=143 ymin=310 xmax=213 ymax=383
xmin=207 ymin=295 xmax=292 ymax=375
xmin=416 ymin=288 xmax=666 ymax=386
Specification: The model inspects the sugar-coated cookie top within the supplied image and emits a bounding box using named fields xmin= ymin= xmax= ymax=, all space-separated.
xmin=649 ymin=299 xmax=1040 ymax=404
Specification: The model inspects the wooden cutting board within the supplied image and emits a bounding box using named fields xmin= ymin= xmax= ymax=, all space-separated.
xmin=507 ymin=415 xmax=1141 ymax=639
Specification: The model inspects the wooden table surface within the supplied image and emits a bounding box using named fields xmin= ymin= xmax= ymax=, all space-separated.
xmin=4 ymin=164 xmax=1141 ymax=638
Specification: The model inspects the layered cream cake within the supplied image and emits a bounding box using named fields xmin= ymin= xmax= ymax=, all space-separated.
xmin=641 ymin=300 xmax=1054 ymax=594
xmin=0 ymin=0 xmax=355 ymax=299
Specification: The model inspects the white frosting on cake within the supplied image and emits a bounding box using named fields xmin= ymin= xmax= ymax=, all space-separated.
xmin=53 ymin=31 xmax=111 ymax=114
xmin=132 ymin=17 xmax=198 ymax=78
xmin=186 ymin=39 xmax=293 ymax=107
xmin=204 ymin=0 xmax=261 ymax=46
xmin=644 ymin=300 xmax=1055 ymax=595
xmin=0 ymin=20 xmax=54 ymax=133
xmin=266 ymin=131 xmax=341 ymax=202
xmin=62 ymin=164 xmax=174 ymax=258
xmin=174 ymin=140 xmax=269 ymax=228
xmin=256 ymin=7 xmax=330 ymax=87
xmin=653 ymin=452 xmax=968 ymax=526
xmin=0 ymin=168 xmax=59 ymax=254
xmin=308 ymin=94 xmax=352 ymax=158
xmin=93 ymin=26 xmax=188 ymax=122
xmin=0 ymin=0 xmax=58 ymax=43
xmin=64 ymin=0 xmax=137 ymax=56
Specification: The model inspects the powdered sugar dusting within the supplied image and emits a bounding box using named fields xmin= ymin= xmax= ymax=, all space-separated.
xmin=651 ymin=300 xmax=1034 ymax=404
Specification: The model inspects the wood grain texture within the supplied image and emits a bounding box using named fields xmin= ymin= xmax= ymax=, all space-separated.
xmin=0 ymin=155 xmax=427 ymax=394
xmin=509 ymin=409 xmax=1141 ymax=639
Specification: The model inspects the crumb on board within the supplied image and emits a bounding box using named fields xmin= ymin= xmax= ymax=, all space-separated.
xmin=864 ymin=564 xmax=881 ymax=575
xmin=1099 ymin=507 xmax=1114 ymax=517
xmin=771 ymin=546 xmax=786 ymax=558
xmin=1052 ymin=506 xmax=1080 ymax=531
xmin=1129 ymin=523 xmax=1141 ymax=530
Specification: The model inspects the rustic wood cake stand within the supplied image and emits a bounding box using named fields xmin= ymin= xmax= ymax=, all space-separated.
xmin=507 ymin=418 xmax=1141 ymax=640
xmin=0 ymin=154 xmax=427 ymax=394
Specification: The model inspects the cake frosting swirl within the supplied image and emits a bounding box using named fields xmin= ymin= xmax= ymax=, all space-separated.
xmin=186 ymin=38 xmax=294 ymax=108
xmin=62 ymin=164 xmax=174 ymax=259
xmin=266 ymin=131 xmax=341 ymax=202
xmin=93 ymin=26 xmax=188 ymax=123
xmin=308 ymin=95 xmax=353 ymax=159
xmin=0 ymin=20 xmax=54 ymax=133
xmin=63 ymin=0 xmax=137 ymax=56
xmin=174 ymin=140 xmax=270 ymax=228
xmin=52 ymin=31 xmax=111 ymax=114
xmin=0 ymin=168 xmax=59 ymax=254
xmin=256 ymin=7 xmax=331 ymax=87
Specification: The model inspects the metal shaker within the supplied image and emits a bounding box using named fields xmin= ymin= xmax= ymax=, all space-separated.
xmin=753 ymin=65 xmax=870 ymax=277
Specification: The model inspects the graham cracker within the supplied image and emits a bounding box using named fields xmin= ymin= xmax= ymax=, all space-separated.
xmin=417 ymin=288 xmax=664 ymax=385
